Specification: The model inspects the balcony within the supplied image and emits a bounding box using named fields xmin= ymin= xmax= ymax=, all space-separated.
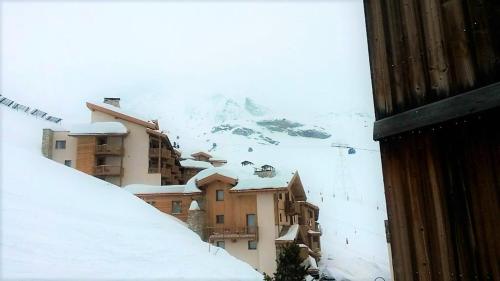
xmin=285 ymin=201 xmax=301 ymax=215
xmin=149 ymin=167 xmax=172 ymax=177
xmin=95 ymin=144 xmax=123 ymax=155
xmin=149 ymin=148 xmax=171 ymax=158
xmin=94 ymin=165 xmax=122 ymax=176
xmin=206 ymin=226 xmax=258 ymax=241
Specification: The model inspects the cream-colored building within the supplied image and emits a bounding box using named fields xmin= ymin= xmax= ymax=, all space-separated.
xmin=125 ymin=166 xmax=322 ymax=276
xmin=42 ymin=98 xmax=196 ymax=186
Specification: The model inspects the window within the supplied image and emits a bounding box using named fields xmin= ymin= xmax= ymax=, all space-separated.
xmin=216 ymin=190 xmax=224 ymax=201
xmin=216 ymin=241 xmax=225 ymax=249
xmin=172 ymin=201 xmax=182 ymax=214
xmin=55 ymin=140 xmax=66 ymax=149
xmin=64 ymin=160 xmax=72 ymax=167
xmin=278 ymin=193 xmax=282 ymax=200
xmin=147 ymin=201 xmax=156 ymax=206
xmin=216 ymin=215 xmax=224 ymax=224
xmin=248 ymin=240 xmax=257 ymax=250
xmin=279 ymin=213 xmax=282 ymax=222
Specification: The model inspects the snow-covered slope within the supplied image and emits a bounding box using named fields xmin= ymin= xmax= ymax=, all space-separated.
xmin=124 ymin=94 xmax=392 ymax=281
xmin=0 ymin=107 xmax=262 ymax=280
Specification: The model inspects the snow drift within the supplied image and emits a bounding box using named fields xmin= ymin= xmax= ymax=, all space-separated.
xmin=0 ymin=107 xmax=262 ymax=280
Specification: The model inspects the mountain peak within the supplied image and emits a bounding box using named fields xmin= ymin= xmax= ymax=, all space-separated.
xmin=244 ymin=97 xmax=268 ymax=117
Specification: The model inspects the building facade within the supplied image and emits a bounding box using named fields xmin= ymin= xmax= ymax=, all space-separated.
xmin=125 ymin=167 xmax=322 ymax=276
xmin=42 ymin=98 xmax=219 ymax=186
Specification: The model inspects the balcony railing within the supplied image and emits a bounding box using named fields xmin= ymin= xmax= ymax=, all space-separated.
xmin=95 ymin=144 xmax=123 ymax=155
xmin=149 ymin=148 xmax=171 ymax=158
xmin=148 ymin=167 xmax=172 ymax=177
xmin=94 ymin=165 xmax=122 ymax=176
xmin=285 ymin=201 xmax=301 ymax=215
xmin=206 ymin=226 xmax=258 ymax=241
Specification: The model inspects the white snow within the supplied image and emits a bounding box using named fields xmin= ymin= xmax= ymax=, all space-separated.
xmin=69 ymin=121 xmax=128 ymax=135
xmin=233 ymin=176 xmax=290 ymax=191
xmin=180 ymin=159 xmax=214 ymax=169
xmin=0 ymin=107 xmax=262 ymax=280
xmin=302 ymin=255 xmax=318 ymax=270
xmin=276 ymin=224 xmax=299 ymax=241
xmin=189 ymin=200 xmax=200 ymax=211
xmin=124 ymin=184 xmax=200 ymax=195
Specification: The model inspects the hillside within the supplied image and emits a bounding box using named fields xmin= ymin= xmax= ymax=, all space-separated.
xmin=0 ymin=107 xmax=262 ymax=280
xmin=130 ymin=94 xmax=392 ymax=280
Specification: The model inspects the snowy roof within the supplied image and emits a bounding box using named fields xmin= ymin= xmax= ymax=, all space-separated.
xmin=124 ymin=184 xmax=201 ymax=195
xmin=86 ymin=102 xmax=158 ymax=130
xmin=69 ymin=122 xmax=128 ymax=136
xmin=276 ymin=224 xmax=299 ymax=241
xmin=301 ymin=255 xmax=318 ymax=270
xmin=308 ymin=230 xmax=321 ymax=235
xmin=189 ymin=200 xmax=200 ymax=211
xmin=232 ymin=176 xmax=290 ymax=191
xmin=180 ymin=159 xmax=213 ymax=169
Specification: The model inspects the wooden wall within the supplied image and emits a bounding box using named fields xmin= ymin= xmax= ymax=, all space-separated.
xmin=380 ymin=109 xmax=499 ymax=281
xmin=76 ymin=136 xmax=96 ymax=175
xmin=363 ymin=1 xmax=500 ymax=280
xmin=138 ymin=194 xmax=196 ymax=222
xmin=364 ymin=0 xmax=500 ymax=119
xmin=204 ymin=182 xmax=257 ymax=228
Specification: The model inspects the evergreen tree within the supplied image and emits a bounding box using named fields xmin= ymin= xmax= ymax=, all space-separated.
xmin=264 ymin=243 xmax=309 ymax=281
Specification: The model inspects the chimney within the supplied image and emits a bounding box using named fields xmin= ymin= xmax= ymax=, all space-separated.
xmin=103 ymin=98 xmax=121 ymax=108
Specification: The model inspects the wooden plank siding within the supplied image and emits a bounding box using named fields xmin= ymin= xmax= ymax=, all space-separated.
xmin=75 ymin=136 xmax=96 ymax=175
xmin=138 ymin=194 xmax=197 ymax=221
xmin=364 ymin=1 xmax=500 ymax=280
xmin=364 ymin=0 xmax=500 ymax=119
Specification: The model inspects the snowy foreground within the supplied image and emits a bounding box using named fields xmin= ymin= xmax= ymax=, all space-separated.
xmin=0 ymin=108 xmax=262 ymax=280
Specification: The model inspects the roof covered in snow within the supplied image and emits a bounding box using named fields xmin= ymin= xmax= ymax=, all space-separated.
xmin=86 ymin=102 xmax=158 ymax=130
xmin=124 ymin=184 xmax=201 ymax=195
xmin=276 ymin=224 xmax=300 ymax=242
xmin=69 ymin=122 xmax=128 ymax=136
xmin=232 ymin=176 xmax=291 ymax=191
xmin=180 ymin=159 xmax=213 ymax=169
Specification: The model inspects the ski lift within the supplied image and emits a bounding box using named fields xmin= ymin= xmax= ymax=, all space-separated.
xmin=12 ymin=103 xmax=30 ymax=112
xmin=46 ymin=116 xmax=62 ymax=123
xmin=0 ymin=96 xmax=14 ymax=107
xmin=31 ymin=109 xmax=47 ymax=118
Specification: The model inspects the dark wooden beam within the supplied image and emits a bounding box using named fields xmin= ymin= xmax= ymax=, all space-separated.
xmin=373 ymin=82 xmax=500 ymax=140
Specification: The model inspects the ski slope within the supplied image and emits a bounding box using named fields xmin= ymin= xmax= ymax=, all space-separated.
xmin=0 ymin=107 xmax=262 ymax=280
xmin=143 ymin=95 xmax=392 ymax=281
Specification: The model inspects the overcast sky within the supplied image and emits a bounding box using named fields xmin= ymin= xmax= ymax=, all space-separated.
xmin=1 ymin=1 xmax=373 ymax=123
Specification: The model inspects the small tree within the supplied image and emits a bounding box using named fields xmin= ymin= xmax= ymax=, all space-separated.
xmin=264 ymin=243 xmax=309 ymax=281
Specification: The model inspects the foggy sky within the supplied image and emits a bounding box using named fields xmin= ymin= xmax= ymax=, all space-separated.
xmin=1 ymin=1 xmax=374 ymax=123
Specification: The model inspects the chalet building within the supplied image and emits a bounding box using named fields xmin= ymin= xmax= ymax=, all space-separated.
xmin=124 ymin=167 xmax=321 ymax=276
xmin=42 ymin=98 xmax=218 ymax=186
xmin=189 ymin=151 xmax=228 ymax=167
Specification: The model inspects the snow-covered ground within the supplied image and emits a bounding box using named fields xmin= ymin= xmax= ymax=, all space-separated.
xmin=133 ymin=94 xmax=393 ymax=281
xmin=0 ymin=107 xmax=262 ymax=280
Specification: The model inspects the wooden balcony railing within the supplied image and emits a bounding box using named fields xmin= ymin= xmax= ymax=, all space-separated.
xmin=149 ymin=148 xmax=171 ymax=158
xmin=206 ymin=226 xmax=258 ymax=241
xmin=94 ymin=165 xmax=122 ymax=176
xmin=95 ymin=144 xmax=123 ymax=155
xmin=285 ymin=201 xmax=301 ymax=215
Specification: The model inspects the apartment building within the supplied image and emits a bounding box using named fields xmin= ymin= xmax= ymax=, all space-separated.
xmin=125 ymin=166 xmax=322 ymax=275
xmin=42 ymin=98 xmax=209 ymax=186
